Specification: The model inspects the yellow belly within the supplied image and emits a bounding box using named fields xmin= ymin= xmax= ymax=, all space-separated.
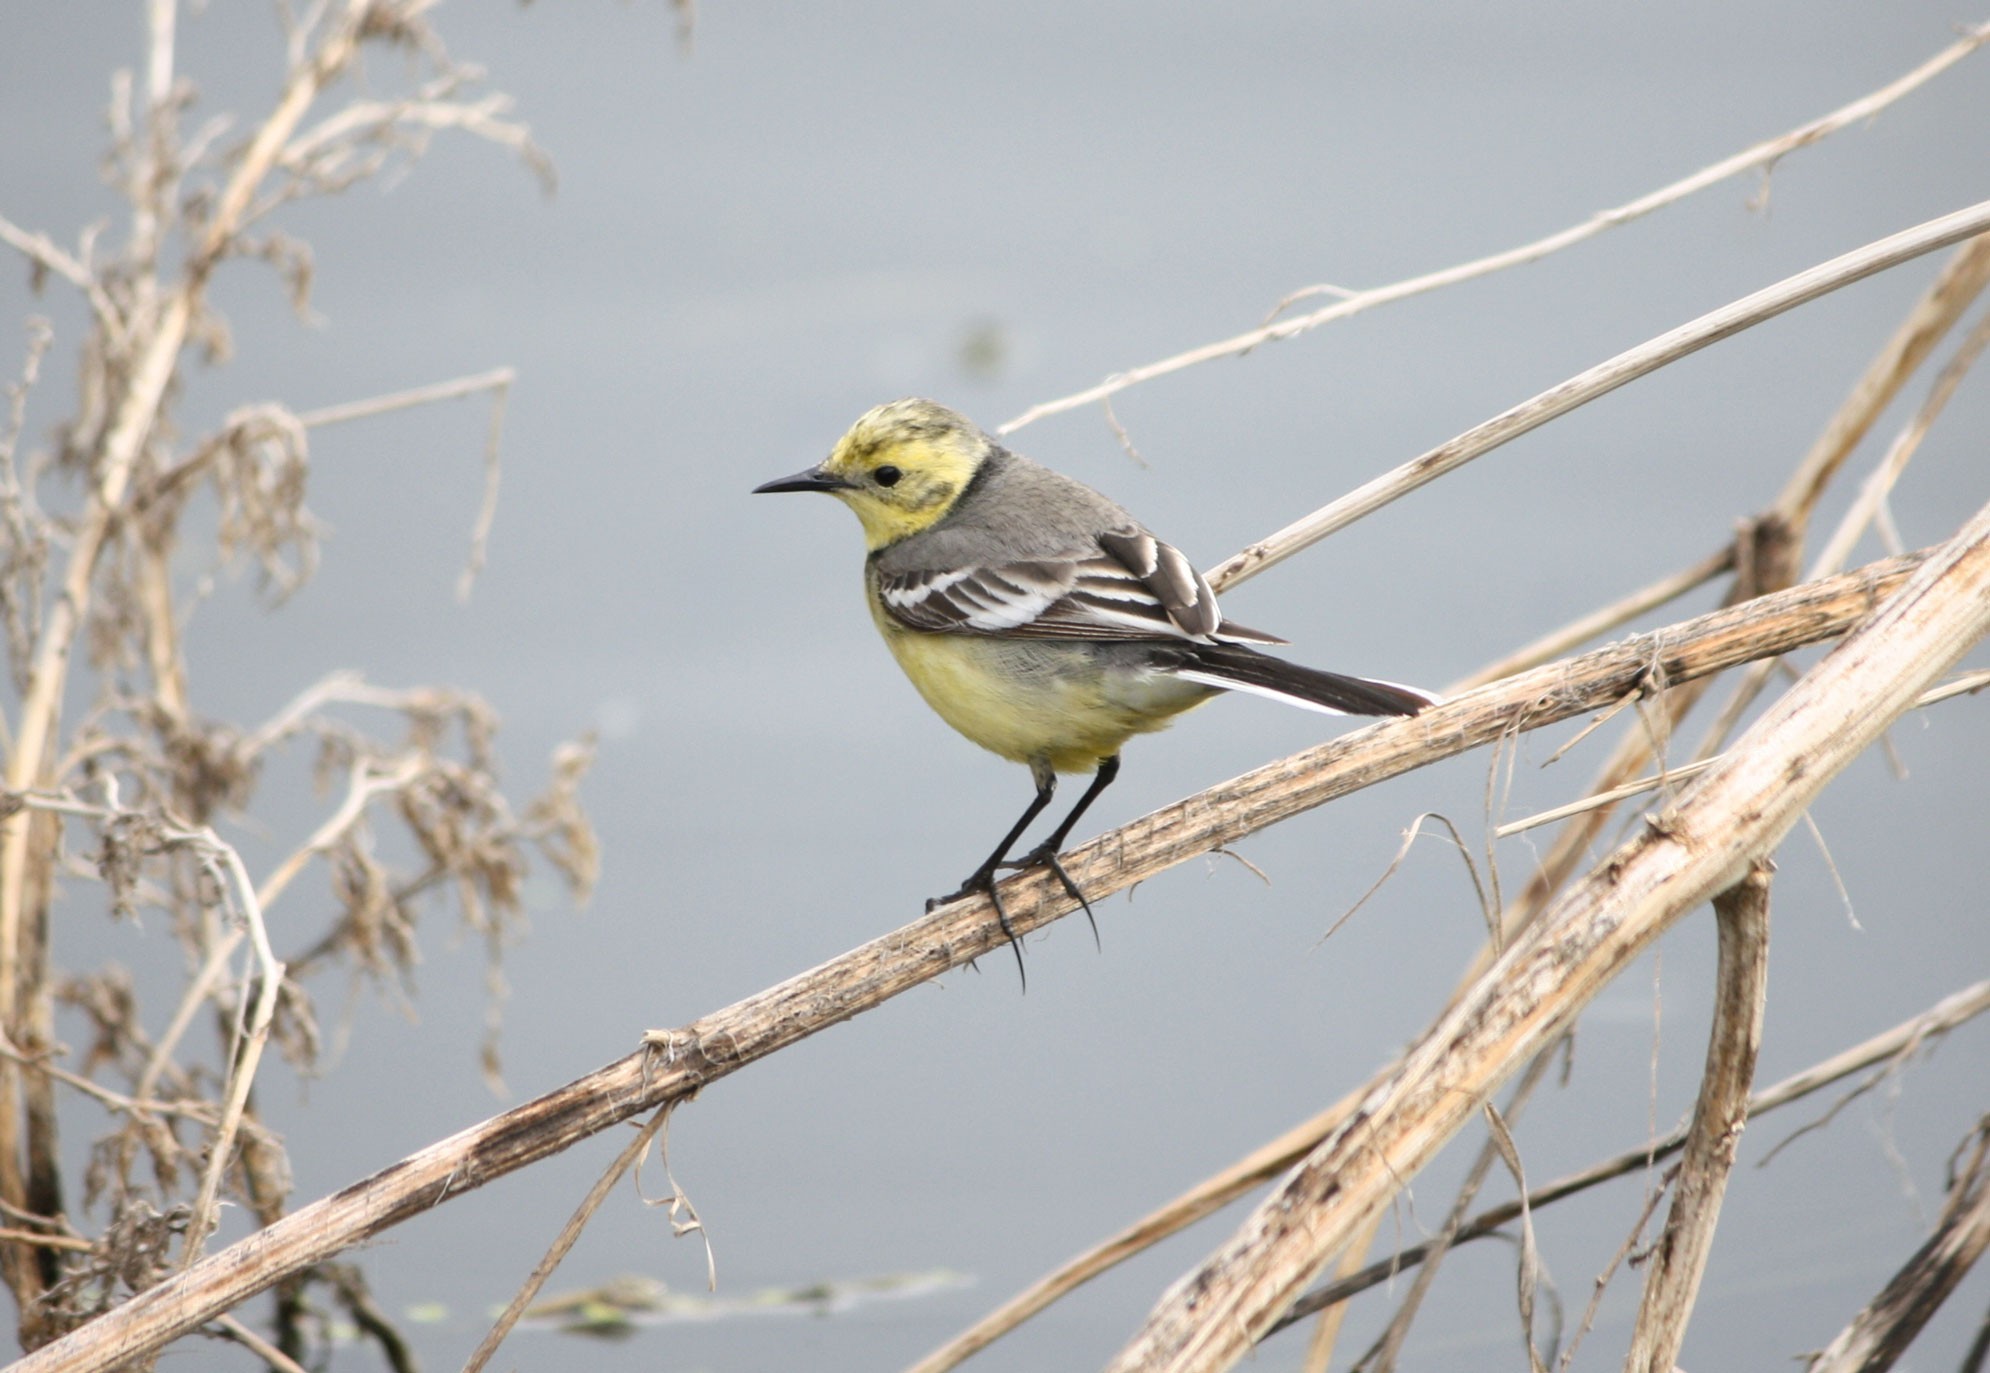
xmin=874 ymin=613 xmax=1210 ymax=773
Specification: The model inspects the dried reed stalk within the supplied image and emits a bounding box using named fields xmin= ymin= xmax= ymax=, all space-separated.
xmin=5 ymin=546 xmax=1943 ymax=1373
xmin=1623 ymin=864 xmax=1771 ymax=1371
xmin=1097 ymin=504 xmax=1990 ymax=1373
xmin=1297 ymin=1216 xmax=1378 ymax=1373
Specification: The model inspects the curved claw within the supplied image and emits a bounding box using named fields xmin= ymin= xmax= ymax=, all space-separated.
xmin=1002 ymin=847 xmax=1100 ymax=952
xmin=927 ymin=868 xmax=1028 ymax=991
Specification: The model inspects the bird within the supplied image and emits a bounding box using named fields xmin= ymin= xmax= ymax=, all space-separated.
xmin=754 ymin=398 xmax=1435 ymax=982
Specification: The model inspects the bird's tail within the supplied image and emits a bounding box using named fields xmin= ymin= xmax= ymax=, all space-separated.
xmin=1171 ymin=642 xmax=1436 ymax=717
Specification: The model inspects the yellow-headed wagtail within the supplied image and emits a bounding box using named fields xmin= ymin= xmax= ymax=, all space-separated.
xmin=756 ymin=399 xmax=1435 ymax=981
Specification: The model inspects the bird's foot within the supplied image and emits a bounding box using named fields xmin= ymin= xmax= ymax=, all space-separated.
xmin=926 ymin=866 xmax=1028 ymax=990
xmin=1000 ymin=844 xmax=1100 ymax=952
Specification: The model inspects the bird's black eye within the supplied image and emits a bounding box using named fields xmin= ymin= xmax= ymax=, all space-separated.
xmin=874 ymin=465 xmax=902 ymax=487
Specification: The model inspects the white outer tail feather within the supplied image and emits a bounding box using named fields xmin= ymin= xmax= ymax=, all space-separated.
xmin=1172 ymin=668 xmax=1352 ymax=716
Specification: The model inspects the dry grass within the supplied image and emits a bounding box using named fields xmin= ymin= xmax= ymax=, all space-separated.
xmin=0 ymin=2 xmax=593 ymax=1363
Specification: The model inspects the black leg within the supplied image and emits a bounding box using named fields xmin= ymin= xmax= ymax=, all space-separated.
xmin=927 ymin=770 xmax=1057 ymax=989
xmin=1023 ymin=754 xmax=1120 ymax=861
xmin=960 ymin=773 xmax=1056 ymax=894
xmin=1005 ymin=754 xmax=1120 ymax=950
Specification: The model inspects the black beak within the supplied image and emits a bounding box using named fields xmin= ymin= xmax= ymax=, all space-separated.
xmin=753 ymin=465 xmax=855 ymax=494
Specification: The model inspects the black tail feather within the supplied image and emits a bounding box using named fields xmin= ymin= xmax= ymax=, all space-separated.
xmin=1180 ymin=642 xmax=1435 ymax=717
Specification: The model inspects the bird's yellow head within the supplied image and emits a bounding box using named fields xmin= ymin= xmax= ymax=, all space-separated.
xmin=754 ymin=398 xmax=990 ymax=550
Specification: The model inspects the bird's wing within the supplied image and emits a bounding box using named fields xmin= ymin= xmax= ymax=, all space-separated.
xmin=875 ymin=530 xmax=1284 ymax=644
xmin=1096 ymin=529 xmax=1219 ymax=637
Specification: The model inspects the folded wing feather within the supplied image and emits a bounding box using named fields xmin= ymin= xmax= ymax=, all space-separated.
xmin=875 ymin=530 xmax=1284 ymax=645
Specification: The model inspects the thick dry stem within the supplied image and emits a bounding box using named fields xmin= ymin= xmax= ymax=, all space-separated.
xmin=1297 ymin=1210 xmax=1379 ymax=1373
xmin=2 ymin=546 xmax=1946 ymax=1373
xmin=1100 ymin=504 xmax=1990 ymax=1373
xmin=1623 ymin=863 xmax=1771 ymax=1372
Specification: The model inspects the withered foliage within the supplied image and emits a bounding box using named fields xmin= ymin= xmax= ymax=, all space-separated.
xmin=0 ymin=1 xmax=594 ymax=1360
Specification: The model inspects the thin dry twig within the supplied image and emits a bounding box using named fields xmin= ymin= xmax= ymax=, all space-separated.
xmin=1814 ymin=305 xmax=1990 ymax=578
xmin=293 ymin=366 xmax=515 ymax=429
xmin=0 ymin=214 xmax=120 ymax=327
xmin=457 ymin=370 xmax=509 ymax=600
xmin=180 ymin=839 xmax=287 ymax=1267
xmin=1319 ymin=812 xmax=1489 ymax=951
xmin=1481 ymin=1100 xmax=1552 ymax=1373
xmin=212 ymin=1311 xmax=311 ymax=1373
xmin=289 ymin=366 xmax=515 ymax=599
xmin=1559 ymin=1179 xmax=1670 ymax=1371
xmin=1775 ymin=232 xmax=1990 ymax=529
xmin=1497 ymin=758 xmax=1720 ymax=838
xmin=1542 ymin=689 xmax=1644 ymax=766
xmin=999 ymin=24 xmax=1990 ymax=434
xmin=0 ymin=1032 xmax=214 ymax=1127
xmin=0 ymin=1229 xmax=91 ymax=1256
xmin=459 ymin=1106 xmax=672 ymax=1373
xmin=258 ymin=755 xmax=427 ymax=913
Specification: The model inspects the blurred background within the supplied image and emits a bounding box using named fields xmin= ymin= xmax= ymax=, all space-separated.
xmin=3 ymin=2 xmax=1989 ymax=1368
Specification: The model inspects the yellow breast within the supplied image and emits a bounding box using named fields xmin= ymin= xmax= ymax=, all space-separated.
xmin=868 ymin=596 xmax=1210 ymax=773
